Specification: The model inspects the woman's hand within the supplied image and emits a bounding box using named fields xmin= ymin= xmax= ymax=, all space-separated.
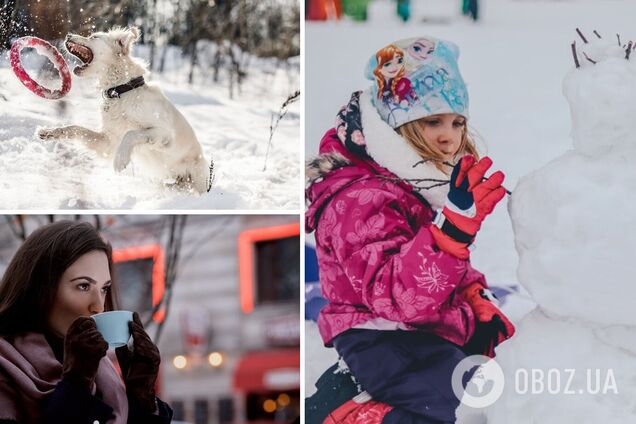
xmin=115 ymin=312 xmax=160 ymax=413
xmin=62 ymin=316 xmax=108 ymax=389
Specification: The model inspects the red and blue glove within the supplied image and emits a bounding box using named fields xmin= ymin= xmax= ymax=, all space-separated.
xmin=430 ymin=155 xmax=506 ymax=259
xmin=462 ymin=283 xmax=515 ymax=358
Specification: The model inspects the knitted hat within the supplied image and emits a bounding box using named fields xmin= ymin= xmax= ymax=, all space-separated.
xmin=365 ymin=36 xmax=469 ymax=128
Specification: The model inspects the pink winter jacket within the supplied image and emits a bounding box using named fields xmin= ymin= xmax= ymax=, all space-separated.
xmin=306 ymin=129 xmax=487 ymax=347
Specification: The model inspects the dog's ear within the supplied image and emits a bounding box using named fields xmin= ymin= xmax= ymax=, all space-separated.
xmin=117 ymin=27 xmax=140 ymax=55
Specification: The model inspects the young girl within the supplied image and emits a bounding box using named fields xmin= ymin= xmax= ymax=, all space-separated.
xmin=0 ymin=221 xmax=173 ymax=424
xmin=306 ymin=36 xmax=515 ymax=423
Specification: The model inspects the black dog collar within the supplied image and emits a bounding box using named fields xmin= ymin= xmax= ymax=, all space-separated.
xmin=103 ymin=76 xmax=145 ymax=99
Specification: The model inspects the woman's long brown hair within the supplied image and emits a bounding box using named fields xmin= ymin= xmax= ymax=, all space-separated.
xmin=0 ymin=221 xmax=119 ymax=336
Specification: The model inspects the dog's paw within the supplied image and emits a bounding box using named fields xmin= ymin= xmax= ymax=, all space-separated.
xmin=113 ymin=151 xmax=131 ymax=172
xmin=37 ymin=128 xmax=60 ymax=140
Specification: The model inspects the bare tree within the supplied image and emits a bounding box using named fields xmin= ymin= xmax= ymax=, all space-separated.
xmin=29 ymin=0 xmax=70 ymax=41
xmin=69 ymin=0 xmax=148 ymax=36
xmin=0 ymin=0 xmax=17 ymax=48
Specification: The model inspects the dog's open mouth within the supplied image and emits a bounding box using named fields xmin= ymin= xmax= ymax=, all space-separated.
xmin=65 ymin=40 xmax=93 ymax=75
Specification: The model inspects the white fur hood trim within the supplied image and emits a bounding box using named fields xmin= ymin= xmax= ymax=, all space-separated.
xmin=359 ymin=89 xmax=450 ymax=210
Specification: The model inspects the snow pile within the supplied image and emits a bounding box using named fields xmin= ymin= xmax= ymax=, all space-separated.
xmin=488 ymin=31 xmax=636 ymax=423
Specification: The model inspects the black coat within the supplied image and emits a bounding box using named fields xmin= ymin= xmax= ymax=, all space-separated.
xmin=0 ymin=377 xmax=173 ymax=424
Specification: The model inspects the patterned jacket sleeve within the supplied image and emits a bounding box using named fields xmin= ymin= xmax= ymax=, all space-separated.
xmin=324 ymin=183 xmax=486 ymax=325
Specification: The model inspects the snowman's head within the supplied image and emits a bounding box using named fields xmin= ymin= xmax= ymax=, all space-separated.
xmin=563 ymin=30 xmax=636 ymax=157
xmin=511 ymin=31 xmax=636 ymax=327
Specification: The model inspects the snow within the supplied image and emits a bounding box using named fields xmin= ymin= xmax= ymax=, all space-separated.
xmin=305 ymin=0 xmax=636 ymax=421
xmin=0 ymin=44 xmax=300 ymax=209
xmin=487 ymin=28 xmax=636 ymax=424
xmin=305 ymin=320 xmax=338 ymax=397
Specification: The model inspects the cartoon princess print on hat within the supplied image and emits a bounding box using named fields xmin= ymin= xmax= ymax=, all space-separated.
xmin=406 ymin=37 xmax=436 ymax=62
xmin=372 ymin=44 xmax=417 ymax=107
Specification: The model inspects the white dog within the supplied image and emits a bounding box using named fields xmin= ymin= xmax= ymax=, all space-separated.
xmin=38 ymin=27 xmax=211 ymax=193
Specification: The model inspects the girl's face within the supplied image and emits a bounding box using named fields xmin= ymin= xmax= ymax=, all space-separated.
xmin=419 ymin=113 xmax=466 ymax=160
xmin=380 ymin=54 xmax=403 ymax=80
xmin=48 ymin=250 xmax=111 ymax=336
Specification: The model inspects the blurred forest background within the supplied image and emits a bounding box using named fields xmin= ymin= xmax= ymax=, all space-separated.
xmin=0 ymin=0 xmax=300 ymax=91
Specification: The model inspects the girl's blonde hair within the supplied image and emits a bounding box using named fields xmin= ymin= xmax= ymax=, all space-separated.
xmin=374 ymin=45 xmax=406 ymax=99
xmin=396 ymin=117 xmax=480 ymax=174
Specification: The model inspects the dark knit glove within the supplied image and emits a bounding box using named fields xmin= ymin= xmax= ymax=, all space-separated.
xmin=62 ymin=317 xmax=108 ymax=390
xmin=115 ymin=312 xmax=160 ymax=413
xmin=462 ymin=283 xmax=515 ymax=358
xmin=430 ymin=155 xmax=506 ymax=259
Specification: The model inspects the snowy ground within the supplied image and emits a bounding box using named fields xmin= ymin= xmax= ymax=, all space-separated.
xmin=305 ymin=0 xmax=636 ymax=405
xmin=0 ymin=44 xmax=300 ymax=209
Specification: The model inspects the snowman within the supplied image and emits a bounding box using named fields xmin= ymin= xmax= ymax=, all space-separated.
xmin=486 ymin=31 xmax=636 ymax=423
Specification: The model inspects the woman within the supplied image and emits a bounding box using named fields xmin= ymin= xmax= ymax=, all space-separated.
xmin=0 ymin=220 xmax=172 ymax=424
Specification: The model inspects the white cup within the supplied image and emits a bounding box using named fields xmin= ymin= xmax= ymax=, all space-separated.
xmin=91 ymin=310 xmax=134 ymax=348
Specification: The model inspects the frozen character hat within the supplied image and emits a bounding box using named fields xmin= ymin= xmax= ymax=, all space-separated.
xmin=365 ymin=36 xmax=469 ymax=128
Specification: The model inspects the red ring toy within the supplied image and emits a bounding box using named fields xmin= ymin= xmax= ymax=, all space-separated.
xmin=10 ymin=36 xmax=71 ymax=100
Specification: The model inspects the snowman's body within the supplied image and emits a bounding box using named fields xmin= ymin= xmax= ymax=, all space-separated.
xmin=487 ymin=36 xmax=636 ymax=423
